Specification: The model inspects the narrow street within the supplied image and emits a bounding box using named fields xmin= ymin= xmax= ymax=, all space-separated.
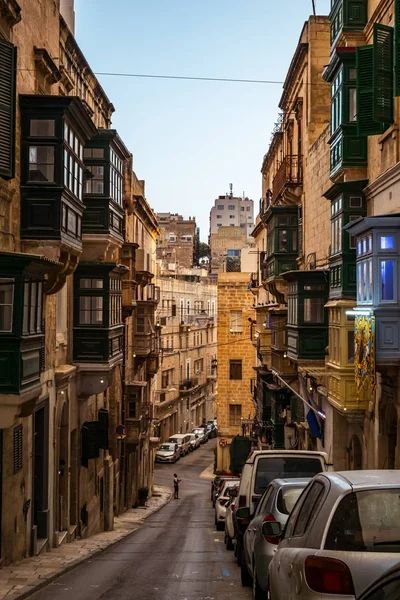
xmin=31 ymin=441 xmax=250 ymax=600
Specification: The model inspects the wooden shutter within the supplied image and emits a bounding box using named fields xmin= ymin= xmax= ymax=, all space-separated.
xmin=0 ymin=40 xmax=16 ymax=179
xmin=373 ymin=24 xmax=394 ymax=125
xmin=395 ymin=0 xmax=400 ymax=95
xmin=356 ymin=45 xmax=383 ymax=136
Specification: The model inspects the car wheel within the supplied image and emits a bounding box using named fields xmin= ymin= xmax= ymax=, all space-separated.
xmin=236 ymin=540 xmax=242 ymax=566
xmin=252 ymin=565 xmax=265 ymax=600
xmin=240 ymin=552 xmax=252 ymax=587
xmin=226 ymin=533 xmax=234 ymax=551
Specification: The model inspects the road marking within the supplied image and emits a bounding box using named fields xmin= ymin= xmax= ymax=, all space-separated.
xmin=221 ymin=568 xmax=230 ymax=577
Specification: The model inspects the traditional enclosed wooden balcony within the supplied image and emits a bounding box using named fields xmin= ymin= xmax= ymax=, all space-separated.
xmin=272 ymin=155 xmax=303 ymax=202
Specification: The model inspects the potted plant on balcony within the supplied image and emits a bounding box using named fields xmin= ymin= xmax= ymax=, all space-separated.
xmin=138 ymin=486 xmax=149 ymax=507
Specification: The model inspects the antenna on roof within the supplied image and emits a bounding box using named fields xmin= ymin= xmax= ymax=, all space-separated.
xmin=311 ymin=0 xmax=316 ymax=15
xmin=229 ymin=183 xmax=233 ymax=197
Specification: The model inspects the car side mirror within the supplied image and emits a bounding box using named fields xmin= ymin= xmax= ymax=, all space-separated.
xmin=261 ymin=521 xmax=282 ymax=538
xmin=235 ymin=507 xmax=250 ymax=520
xmin=195 ymin=435 xmax=198 ymax=439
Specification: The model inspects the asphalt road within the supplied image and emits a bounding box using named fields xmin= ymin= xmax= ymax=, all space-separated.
xmin=32 ymin=439 xmax=251 ymax=600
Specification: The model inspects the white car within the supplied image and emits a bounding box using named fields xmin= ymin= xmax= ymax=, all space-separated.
xmin=225 ymin=488 xmax=239 ymax=550
xmin=267 ymin=471 xmax=400 ymax=599
xmin=215 ymin=480 xmax=239 ymax=531
xmin=188 ymin=433 xmax=201 ymax=451
xmin=192 ymin=427 xmax=206 ymax=443
xmin=155 ymin=442 xmax=180 ymax=464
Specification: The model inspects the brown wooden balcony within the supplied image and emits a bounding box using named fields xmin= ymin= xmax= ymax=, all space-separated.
xmin=272 ymin=155 xmax=303 ymax=201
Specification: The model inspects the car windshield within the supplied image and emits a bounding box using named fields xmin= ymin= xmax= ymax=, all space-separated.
xmin=325 ymin=489 xmax=400 ymax=552
xmin=193 ymin=429 xmax=203 ymax=435
xmin=189 ymin=435 xmax=196 ymax=441
xmin=276 ymin=486 xmax=306 ymax=515
xmin=254 ymin=457 xmax=323 ymax=494
xmin=159 ymin=444 xmax=173 ymax=451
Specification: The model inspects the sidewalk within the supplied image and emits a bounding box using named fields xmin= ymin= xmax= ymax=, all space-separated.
xmin=200 ymin=462 xmax=215 ymax=480
xmin=0 ymin=485 xmax=172 ymax=600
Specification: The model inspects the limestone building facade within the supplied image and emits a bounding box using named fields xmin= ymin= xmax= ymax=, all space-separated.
xmin=216 ymin=272 xmax=256 ymax=471
xmin=154 ymin=271 xmax=217 ymax=439
xmin=156 ymin=213 xmax=199 ymax=274
xmin=0 ymin=0 xmax=160 ymax=567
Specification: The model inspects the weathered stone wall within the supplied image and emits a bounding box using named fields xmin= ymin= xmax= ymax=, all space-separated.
xmin=216 ymin=273 xmax=256 ymax=471
xmin=303 ymin=126 xmax=331 ymax=265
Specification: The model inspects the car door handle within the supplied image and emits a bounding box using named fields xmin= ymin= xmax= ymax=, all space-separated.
xmin=252 ymin=528 xmax=257 ymax=532
xmin=287 ymin=564 xmax=293 ymax=576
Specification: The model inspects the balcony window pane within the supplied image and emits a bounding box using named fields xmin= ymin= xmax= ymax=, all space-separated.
xmin=292 ymin=229 xmax=298 ymax=252
xmin=303 ymin=298 xmax=324 ymax=323
xmin=380 ymin=236 xmax=394 ymax=250
xmin=381 ymin=260 xmax=395 ymax=301
xmin=23 ymin=281 xmax=29 ymax=334
xmin=29 ymin=146 xmax=55 ymax=182
xmin=85 ymin=166 xmax=104 ymax=194
xmin=29 ymin=282 xmax=37 ymax=334
xmin=278 ymin=230 xmax=288 ymax=252
xmin=0 ymin=278 xmax=14 ymax=332
xmin=67 ymin=210 xmax=77 ymax=235
xmin=80 ymin=278 xmax=103 ymax=289
xmin=79 ymin=296 xmax=103 ymax=325
xmin=230 ymin=310 xmax=242 ymax=333
xmin=357 ymin=263 xmax=362 ymax=301
xmin=349 ymin=88 xmax=357 ymax=122
xmin=30 ymin=119 xmax=55 ymax=137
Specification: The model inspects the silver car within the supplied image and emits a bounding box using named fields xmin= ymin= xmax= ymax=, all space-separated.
xmin=241 ymin=478 xmax=310 ymax=597
xmin=155 ymin=442 xmax=180 ymax=464
xmin=188 ymin=433 xmax=201 ymax=451
xmin=267 ymin=471 xmax=400 ymax=600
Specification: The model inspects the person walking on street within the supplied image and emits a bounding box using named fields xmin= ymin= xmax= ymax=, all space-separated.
xmin=173 ymin=473 xmax=181 ymax=499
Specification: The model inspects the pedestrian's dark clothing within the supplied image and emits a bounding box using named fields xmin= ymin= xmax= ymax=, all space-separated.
xmin=173 ymin=476 xmax=181 ymax=498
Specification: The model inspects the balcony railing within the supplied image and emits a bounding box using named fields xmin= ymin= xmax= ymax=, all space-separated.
xmin=179 ymin=377 xmax=199 ymax=391
xmin=272 ymin=155 xmax=303 ymax=201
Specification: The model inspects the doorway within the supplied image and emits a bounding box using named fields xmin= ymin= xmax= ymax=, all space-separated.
xmin=349 ymin=435 xmax=362 ymax=470
xmin=32 ymin=404 xmax=49 ymax=548
xmin=0 ymin=429 xmax=3 ymax=560
xmin=57 ymin=403 xmax=68 ymax=533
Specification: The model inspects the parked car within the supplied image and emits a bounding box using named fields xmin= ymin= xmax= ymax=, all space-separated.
xmin=234 ymin=450 xmax=330 ymax=567
xmin=188 ymin=433 xmax=201 ymax=451
xmin=358 ymin=563 xmax=400 ymax=600
xmin=206 ymin=420 xmax=217 ymax=438
xmin=211 ymin=473 xmax=234 ymax=504
xmin=267 ymin=470 xmax=400 ymax=599
xmin=240 ymin=478 xmax=310 ymax=596
xmin=225 ymin=486 xmax=239 ymax=550
xmin=168 ymin=434 xmax=191 ymax=456
xmin=192 ymin=427 xmax=207 ymax=444
xmin=155 ymin=442 xmax=180 ymax=464
xmin=215 ymin=479 xmax=240 ymax=530
xmin=213 ymin=474 xmax=239 ymax=507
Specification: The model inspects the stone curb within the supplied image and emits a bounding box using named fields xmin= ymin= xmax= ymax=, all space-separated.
xmin=199 ymin=462 xmax=215 ymax=480
xmin=4 ymin=486 xmax=173 ymax=600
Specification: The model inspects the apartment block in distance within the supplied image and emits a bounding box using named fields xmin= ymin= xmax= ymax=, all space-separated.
xmin=156 ymin=213 xmax=199 ymax=275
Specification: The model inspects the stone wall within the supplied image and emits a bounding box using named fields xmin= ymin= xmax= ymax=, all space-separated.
xmin=303 ymin=126 xmax=331 ymax=266
xmin=216 ymin=273 xmax=256 ymax=471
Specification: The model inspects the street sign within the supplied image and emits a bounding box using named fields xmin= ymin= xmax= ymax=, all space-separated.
xmin=219 ymin=438 xmax=228 ymax=448
xmin=116 ymin=424 xmax=127 ymax=440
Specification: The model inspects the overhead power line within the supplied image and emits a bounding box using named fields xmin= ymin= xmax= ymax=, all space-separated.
xmin=93 ymin=72 xmax=285 ymax=85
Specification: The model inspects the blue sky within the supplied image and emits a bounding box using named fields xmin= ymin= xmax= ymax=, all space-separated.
xmin=75 ymin=0 xmax=331 ymax=241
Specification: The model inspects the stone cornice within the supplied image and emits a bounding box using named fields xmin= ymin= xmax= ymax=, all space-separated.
xmin=34 ymin=47 xmax=61 ymax=84
xmin=0 ymin=0 xmax=21 ymax=28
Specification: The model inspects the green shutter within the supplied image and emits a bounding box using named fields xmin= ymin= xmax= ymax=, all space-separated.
xmin=0 ymin=40 xmax=16 ymax=180
xmin=356 ymin=45 xmax=383 ymax=136
xmin=395 ymin=0 xmax=400 ymax=95
xmin=373 ymin=24 xmax=394 ymax=125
